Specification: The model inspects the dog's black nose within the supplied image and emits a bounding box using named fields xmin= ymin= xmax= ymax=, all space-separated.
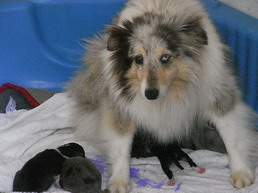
xmin=145 ymin=89 xmax=159 ymax=100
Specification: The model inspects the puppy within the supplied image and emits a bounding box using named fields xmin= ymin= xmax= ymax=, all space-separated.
xmin=13 ymin=143 xmax=85 ymax=192
xmin=59 ymin=157 xmax=109 ymax=193
xmin=131 ymin=130 xmax=205 ymax=186
xmin=66 ymin=0 xmax=257 ymax=192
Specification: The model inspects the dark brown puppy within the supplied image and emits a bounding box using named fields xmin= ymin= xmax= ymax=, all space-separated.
xmin=13 ymin=143 xmax=85 ymax=192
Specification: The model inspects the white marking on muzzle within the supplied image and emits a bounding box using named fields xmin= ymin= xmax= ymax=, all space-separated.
xmin=140 ymin=80 xmax=147 ymax=99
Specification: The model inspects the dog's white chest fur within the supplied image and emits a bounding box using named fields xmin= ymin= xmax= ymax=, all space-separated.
xmin=125 ymin=94 xmax=198 ymax=141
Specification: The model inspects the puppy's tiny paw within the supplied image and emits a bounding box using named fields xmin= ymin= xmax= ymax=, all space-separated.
xmin=167 ymin=179 xmax=175 ymax=186
xmin=230 ymin=170 xmax=255 ymax=189
xmin=196 ymin=167 xmax=205 ymax=174
xmin=108 ymin=179 xmax=131 ymax=193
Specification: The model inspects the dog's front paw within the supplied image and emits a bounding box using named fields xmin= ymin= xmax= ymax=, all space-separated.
xmin=108 ymin=178 xmax=131 ymax=193
xmin=230 ymin=170 xmax=255 ymax=189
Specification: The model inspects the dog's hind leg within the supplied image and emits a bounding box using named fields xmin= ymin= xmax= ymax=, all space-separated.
xmin=211 ymin=102 xmax=256 ymax=189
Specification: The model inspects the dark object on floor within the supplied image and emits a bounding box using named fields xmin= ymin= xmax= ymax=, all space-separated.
xmin=131 ymin=130 xmax=205 ymax=185
xmin=13 ymin=143 xmax=85 ymax=192
xmin=0 ymin=83 xmax=40 ymax=113
xmin=59 ymin=157 xmax=109 ymax=193
xmin=26 ymin=88 xmax=58 ymax=104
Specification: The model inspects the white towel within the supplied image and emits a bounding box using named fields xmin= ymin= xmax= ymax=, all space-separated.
xmin=0 ymin=93 xmax=257 ymax=192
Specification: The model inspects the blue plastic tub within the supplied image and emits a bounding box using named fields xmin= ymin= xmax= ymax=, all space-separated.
xmin=0 ymin=0 xmax=257 ymax=113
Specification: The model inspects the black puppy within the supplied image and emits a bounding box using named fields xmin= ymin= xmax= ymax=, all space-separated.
xmin=59 ymin=157 xmax=109 ymax=193
xmin=131 ymin=130 xmax=205 ymax=185
xmin=13 ymin=143 xmax=85 ymax=192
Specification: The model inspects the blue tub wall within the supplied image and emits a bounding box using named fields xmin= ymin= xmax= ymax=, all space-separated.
xmin=0 ymin=0 xmax=257 ymax=113
xmin=200 ymin=0 xmax=258 ymax=114
xmin=0 ymin=0 xmax=126 ymax=90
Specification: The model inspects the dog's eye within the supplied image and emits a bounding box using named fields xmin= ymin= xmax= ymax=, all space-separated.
xmin=160 ymin=54 xmax=171 ymax=64
xmin=134 ymin=55 xmax=143 ymax=65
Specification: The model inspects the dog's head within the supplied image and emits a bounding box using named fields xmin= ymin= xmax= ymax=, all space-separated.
xmin=106 ymin=13 xmax=207 ymax=102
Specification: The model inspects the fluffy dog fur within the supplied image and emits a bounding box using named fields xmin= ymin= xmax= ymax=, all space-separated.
xmin=67 ymin=0 xmax=257 ymax=192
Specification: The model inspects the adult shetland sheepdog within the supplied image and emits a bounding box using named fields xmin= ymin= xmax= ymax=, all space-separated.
xmin=67 ymin=0 xmax=257 ymax=192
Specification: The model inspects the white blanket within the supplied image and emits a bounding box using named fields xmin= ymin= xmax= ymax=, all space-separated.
xmin=0 ymin=93 xmax=257 ymax=193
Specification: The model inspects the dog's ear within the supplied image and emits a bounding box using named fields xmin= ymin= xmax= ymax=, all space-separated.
xmin=106 ymin=20 xmax=133 ymax=51
xmin=179 ymin=15 xmax=208 ymax=46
